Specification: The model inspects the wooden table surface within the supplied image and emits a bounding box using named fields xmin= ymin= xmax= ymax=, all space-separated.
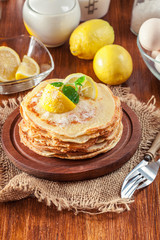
xmin=0 ymin=0 xmax=160 ymax=239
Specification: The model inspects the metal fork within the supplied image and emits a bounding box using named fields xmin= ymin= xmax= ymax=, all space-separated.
xmin=121 ymin=159 xmax=160 ymax=198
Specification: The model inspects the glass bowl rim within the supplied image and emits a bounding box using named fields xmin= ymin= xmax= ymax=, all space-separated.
xmin=137 ymin=35 xmax=160 ymax=64
xmin=0 ymin=34 xmax=54 ymax=85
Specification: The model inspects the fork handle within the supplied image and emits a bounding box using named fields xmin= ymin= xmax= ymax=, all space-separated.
xmin=144 ymin=131 xmax=160 ymax=161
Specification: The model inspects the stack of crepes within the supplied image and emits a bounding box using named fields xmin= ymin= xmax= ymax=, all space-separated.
xmin=19 ymin=79 xmax=123 ymax=160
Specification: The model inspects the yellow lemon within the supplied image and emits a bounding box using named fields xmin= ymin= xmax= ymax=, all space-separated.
xmin=63 ymin=73 xmax=98 ymax=99
xmin=69 ymin=19 xmax=114 ymax=60
xmin=40 ymin=84 xmax=76 ymax=113
xmin=16 ymin=55 xmax=40 ymax=80
xmin=93 ymin=44 xmax=133 ymax=85
xmin=0 ymin=46 xmax=21 ymax=82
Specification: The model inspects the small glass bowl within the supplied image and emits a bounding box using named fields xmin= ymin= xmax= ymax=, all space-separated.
xmin=0 ymin=35 xmax=54 ymax=94
xmin=137 ymin=35 xmax=160 ymax=81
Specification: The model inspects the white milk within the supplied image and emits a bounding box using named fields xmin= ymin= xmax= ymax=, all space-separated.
xmin=23 ymin=0 xmax=81 ymax=47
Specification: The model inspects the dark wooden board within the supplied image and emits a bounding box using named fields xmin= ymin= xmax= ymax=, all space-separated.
xmin=2 ymin=103 xmax=141 ymax=181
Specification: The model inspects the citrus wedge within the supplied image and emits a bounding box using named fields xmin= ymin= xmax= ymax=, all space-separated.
xmin=63 ymin=73 xmax=98 ymax=99
xmin=40 ymin=83 xmax=76 ymax=113
xmin=15 ymin=55 xmax=40 ymax=80
xmin=0 ymin=46 xmax=21 ymax=82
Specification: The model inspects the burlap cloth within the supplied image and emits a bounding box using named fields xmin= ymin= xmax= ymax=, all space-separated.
xmin=0 ymin=87 xmax=160 ymax=214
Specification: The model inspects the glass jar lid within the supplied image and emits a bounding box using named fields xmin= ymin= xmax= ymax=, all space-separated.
xmin=28 ymin=0 xmax=75 ymax=15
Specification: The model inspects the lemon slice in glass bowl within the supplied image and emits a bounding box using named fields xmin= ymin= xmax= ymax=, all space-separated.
xmin=0 ymin=46 xmax=21 ymax=82
xmin=40 ymin=84 xmax=76 ymax=113
xmin=15 ymin=55 xmax=40 ymax=80
xmin=63 ymin=73 xmax=98 ymax=99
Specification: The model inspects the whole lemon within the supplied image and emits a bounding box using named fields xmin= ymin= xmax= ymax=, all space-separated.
xmin=93 ymin=44 xmax=133 ymax=85
xmin=69 ymin=19 xmax=114 ymax=60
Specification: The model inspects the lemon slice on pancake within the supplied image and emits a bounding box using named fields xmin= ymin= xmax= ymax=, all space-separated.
xmin=63 ymin=73 xmax=98 ymax=99
xmin=15 ymin=55 xmax=40 ymax=80
xmin=40 ymin=84 xmax=76 ymax=113
xmin=0 ymin=46 xmax=21 ymax=82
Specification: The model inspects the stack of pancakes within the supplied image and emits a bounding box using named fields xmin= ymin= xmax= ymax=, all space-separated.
xmin=19 ymin=79 xmax=123 ymax=160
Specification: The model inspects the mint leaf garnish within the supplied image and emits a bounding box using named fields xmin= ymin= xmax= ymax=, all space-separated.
xmin=50 ymin=76 xmax=86 ymax=104
xmin=62 ymin=85 xmax=79 ymax=104
xmin=75 ymin=76 xmax=86 ymax=86
xmin=74 ymin=76 xmax=86 ymax=91
xmin=50 ymin=82 xmax=64 ymax=87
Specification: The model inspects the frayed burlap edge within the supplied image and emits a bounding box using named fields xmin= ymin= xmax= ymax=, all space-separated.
xmin=0 ymin=87 xmax=160 ymax=215
xmin=0 ymin=173 xmax=134 ymax=214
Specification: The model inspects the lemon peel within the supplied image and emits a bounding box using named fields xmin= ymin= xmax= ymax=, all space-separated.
xmin=0 ymin=46 xmax=21 ymax=82
xmin=93 ymin=44 xmax=133 ymax=85
xmin=69 ymin=19 xmax=114 ymax=60
xmin=40 ymin=84 xmax=76 ymax=113
xmin=63 ymin=73 xmax=98 ymax=99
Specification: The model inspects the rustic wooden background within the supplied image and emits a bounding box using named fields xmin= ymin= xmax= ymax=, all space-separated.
xmin=0 ymin=0 xmax=160 ymax=239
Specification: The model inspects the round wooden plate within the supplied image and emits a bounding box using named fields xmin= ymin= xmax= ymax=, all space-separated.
xmin=2 ymin=103 xmax=141 ymax=181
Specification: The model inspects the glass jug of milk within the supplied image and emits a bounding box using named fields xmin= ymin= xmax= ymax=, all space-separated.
xmin=23 ymin=0 xmax=81 ymax=47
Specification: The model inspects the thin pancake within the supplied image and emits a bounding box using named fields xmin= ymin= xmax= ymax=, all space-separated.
xmin=19 ymin=123 xmax=123 ymax=159
xmin=19 ymin=79 xmax=123 ymax=160
xmin=21 ymin=79 xmax=120 ymax=138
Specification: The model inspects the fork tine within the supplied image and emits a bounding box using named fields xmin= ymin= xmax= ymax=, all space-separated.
xmin=121 ymin=158 xmax=160 ymax=198
xmin=121 ymin=169 xmax=143 ymax=192
xmin=122 ymin=177 xmax=145 ymax=198
xmin=121 ymin=174 xmax=144 ymax=198
xmin=136 ymin=160 xmax=160 ymax=190
xmin=137 ymin=179 xmax=152 ymax=190
xmin=121 ymin=160 xmax=148 ymax=189
xmin=121 ymin=173 xmax=142 ymax=194
xmin=126 ymin=183 xmax=141 ymax=198
xmin=126 ymin=184 xmax=141 ymax=199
